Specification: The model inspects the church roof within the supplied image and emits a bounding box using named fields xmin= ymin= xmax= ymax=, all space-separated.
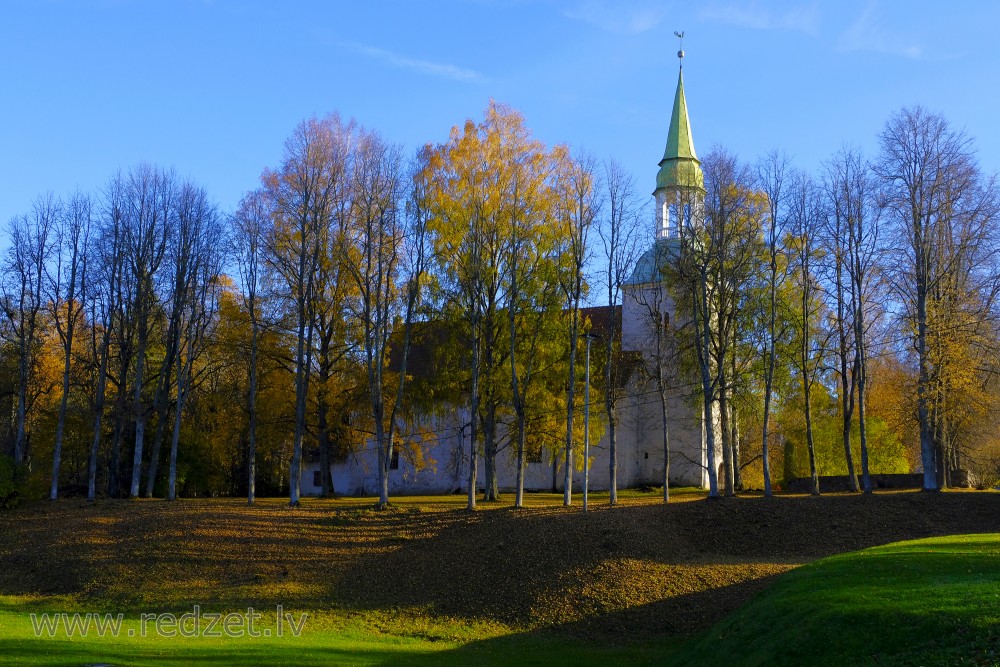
xmin=655 ymin=69 xmax=704 ymax=193
xmin=625 ymin=238 xmax=680 ymax=286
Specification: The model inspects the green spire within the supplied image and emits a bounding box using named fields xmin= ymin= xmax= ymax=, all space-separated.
xmin=655 ymin=68 xmax=704 ymax=193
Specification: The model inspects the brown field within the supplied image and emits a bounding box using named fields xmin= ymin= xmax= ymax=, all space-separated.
xmin=2 ymin=489 xmax=999 ymax=640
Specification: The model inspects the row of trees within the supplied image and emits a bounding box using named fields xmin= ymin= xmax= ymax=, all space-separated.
xmin=671 ymin=107 xmax=1000 ymax=498
xmin=2 ymin=103 xmax=998 ymax=507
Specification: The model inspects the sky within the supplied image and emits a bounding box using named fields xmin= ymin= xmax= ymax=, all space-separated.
xmin=3 ymin=0 xmax=1000 ymax=231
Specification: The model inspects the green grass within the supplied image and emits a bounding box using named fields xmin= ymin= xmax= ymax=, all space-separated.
xmin=671 ymin=533 xmax=1000 ymax=666
xmin=0 ymin=601 xmax=678 ymax=666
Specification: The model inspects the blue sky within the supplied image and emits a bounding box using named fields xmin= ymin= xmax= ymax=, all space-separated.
xmin=3 ymin=0 xmax=999 ymax=229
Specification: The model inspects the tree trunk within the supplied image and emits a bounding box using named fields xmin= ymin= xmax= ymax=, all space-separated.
xmin=88 ymin=329 xmax=111 ymax=501
xmin=129 ymin=311 xmax=149 ymax=498
xmin=514 ymin=411 xmax=526 ymax=508
xmin=564 ymin=307 xmax=579 ymax=506
xmin=719 ymin=381 xmax=734 ymax=497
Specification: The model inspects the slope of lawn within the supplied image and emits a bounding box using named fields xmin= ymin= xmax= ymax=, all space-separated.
xmin=0 ymin=598 xmax=676 ymax=667
xmin=1 ymin=490 xmax=1000 ymax=665
xmin=671 ymin=533 xmax=1000 ymax=667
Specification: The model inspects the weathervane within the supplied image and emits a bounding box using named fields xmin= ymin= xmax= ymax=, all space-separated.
xmin=674 ymin=30 xmax=685 ymax=68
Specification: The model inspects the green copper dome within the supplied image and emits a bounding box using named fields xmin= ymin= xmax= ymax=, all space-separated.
xmin=655 ymin=69 xmax=704 ymax=193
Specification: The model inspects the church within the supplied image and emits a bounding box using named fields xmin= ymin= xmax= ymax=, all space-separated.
xmin=304 ymin=53 xmax=719 ymax=497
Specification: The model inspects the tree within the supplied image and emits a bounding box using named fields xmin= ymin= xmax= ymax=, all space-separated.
xmin=2 ymin=195 xmax=57 ymax=468
xmin=48 ymin=192 xmax=90 ymax=499
xmin=87 ymin=177 xmax=129 ymax=500
xmin=425 ymin=102 xmax=562 ymax=508
xmin=345 ymin=129 xmax=410 ymax=509
xmin=504 ymin=144 xmax=563 ymax=508
xmin=556 ymin=151 xmax=598 ymax=506
xmin=596 ymin=159 xmax=640 ymax=505
xmin=231 ymin=190 xmax=268 ymax=504
xmin=821 ymin=150 xmax=861 ymax=493
xmin=678 ymin=149 xmax=766 ymax=497
xmin=823 ymin=146 xmax=879 ymax=493
xmin=633 ymin=245 xmax=680 ymax=502
xmin=756 ymin=151 xmax=791 ymax=497
xmin=264 ymin=114 xmax=352 ymax=507
xmin=874 ymin=107 xmax=1000 ymax=491
xmin=788 ymin=172 xmax=825 ymax=496
xmin=166 ymin=185 xmax=224 ymax=500
xmin=125 ymin=165 xmax=174 ymax=498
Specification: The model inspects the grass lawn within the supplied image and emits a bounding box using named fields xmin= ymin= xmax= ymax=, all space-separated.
xmin=0 ymin=599 xmax=678 ymax=666
xmin=1 ymin=491 xmax=999 ymax=665
xmin=671 ymin=533 xmax=1000 ymax=666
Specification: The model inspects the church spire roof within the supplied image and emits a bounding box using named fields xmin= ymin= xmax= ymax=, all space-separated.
xmin=655 ymin=54 xmax=704 ymax=193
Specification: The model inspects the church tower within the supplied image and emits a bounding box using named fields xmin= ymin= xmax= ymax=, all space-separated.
xmin=619 ymin=39 xmax=714 ymax=490
xmin=654 ymin=43 xmax=705 ymax=240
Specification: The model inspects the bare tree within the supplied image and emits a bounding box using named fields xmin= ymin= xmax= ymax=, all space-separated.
xmin=1 ymin=195 xmax=57 ymax=467
xmin=345 ymin=130 xmax=410 ymax=509
xmin=166 ymin=186 xmax=223 ymax=501
xmin=127 ymin=165 xmax=174 ymax=498
xmin=824 ymin=146 xmax=879 ymax=493
xmin=264 ymin=115 xmax=352 ymax=506
xmin=557 ymin=152 xmax=598 ymax=506
xmin=755 ymin=151 xmax=791 ymax=497
xmin=87 ymin=177 xmax=129 ymax=499
xmin=232 ymin=191 xmax=268 ymax=504
xmin=596 ymin=159 xmax=640 ymax=505
xmin=48 ymin=192 xmax=90 ymax=499
xmin=789 ymin=172 xmax=825 ymax=496
xmin=633 ymin=251 xmax=680 ymax=503
xmin=821 ymin=151 xmax=861 ymax=492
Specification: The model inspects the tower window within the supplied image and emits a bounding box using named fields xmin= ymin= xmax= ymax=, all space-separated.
xmin=390 ymin=449 xmax=400 ymax=470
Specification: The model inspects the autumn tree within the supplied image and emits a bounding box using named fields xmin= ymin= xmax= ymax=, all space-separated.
xmin=874 ymin=107 xmax=1000 ymax=491
xmin=263 ymin=115 xmax=351 ymax=506
xmin=678 ymin=149 xmax=766 ymax=497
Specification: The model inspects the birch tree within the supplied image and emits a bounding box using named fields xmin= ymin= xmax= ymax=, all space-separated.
xmin=596 ymin=159 xmax=640 ymax=505
xmin=755 ymin=151 xmax=791 ymax=497
xmin=556 ymin=152 xmax=598 ymax=506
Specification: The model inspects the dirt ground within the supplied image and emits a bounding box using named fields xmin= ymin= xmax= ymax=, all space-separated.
xmin=2 ymin=490 xmax=999 ymax=639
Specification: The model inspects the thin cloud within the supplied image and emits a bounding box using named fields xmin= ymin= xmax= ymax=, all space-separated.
xmin=340 ymin=42 xmax=485 ymax=83
xmin=564 ymin=1 xmax=667 ymax=35
xmin=838 ymin=3 xmax=922 ymax=59
xmin=699 ymin=2 xmax=820 ymax=36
